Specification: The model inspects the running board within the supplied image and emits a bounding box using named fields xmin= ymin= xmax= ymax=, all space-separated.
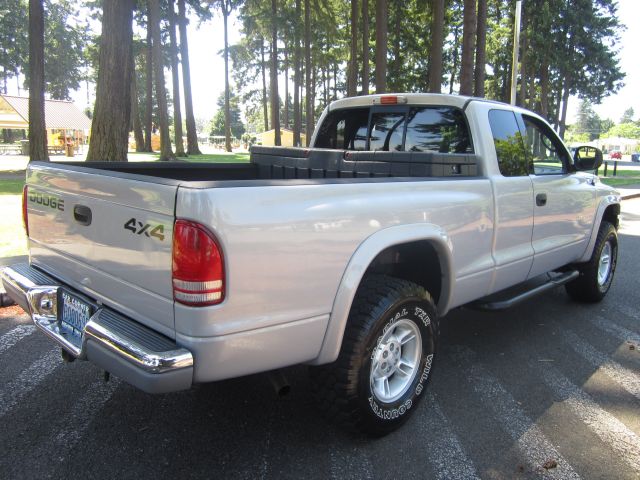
xmin=470 ymin=270 xmax=580 ymax=311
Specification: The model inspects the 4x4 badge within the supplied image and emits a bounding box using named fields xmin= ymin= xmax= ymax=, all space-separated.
xmin=124 ymin=218 xmax=165 ymax=242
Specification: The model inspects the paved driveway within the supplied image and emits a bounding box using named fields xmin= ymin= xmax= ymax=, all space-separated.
xmin=0 ymin=200 xmax=639 ymax=479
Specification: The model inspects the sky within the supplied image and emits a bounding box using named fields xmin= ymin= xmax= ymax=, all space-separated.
xmin=567 ymin=0 xmax=640 ymax=123
xmin=7 ymin=1 xmax=638 ymax=127
xmin=182 ymin=0 xmax=640 ymax=125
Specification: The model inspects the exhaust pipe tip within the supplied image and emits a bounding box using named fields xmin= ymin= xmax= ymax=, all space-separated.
xmin=267 ymin=369 xmax=291 ymax=397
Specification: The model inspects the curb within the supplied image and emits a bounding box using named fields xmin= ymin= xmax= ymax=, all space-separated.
xmin=621 ymin=193 xmax=640 ymax=201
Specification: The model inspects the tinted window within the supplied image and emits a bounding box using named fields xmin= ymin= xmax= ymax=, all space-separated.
xmin=488 ymin=109 xmax=529 ymax=176
xmin=405 ymin=107 xmax=472 ymax=153
xmin=369 ymin=112 xmax=405 ymax=151
xmin=522 ymin=115 xmax=568 ymax=175
xmin=315 ymin=108 xmax=369 ymax=150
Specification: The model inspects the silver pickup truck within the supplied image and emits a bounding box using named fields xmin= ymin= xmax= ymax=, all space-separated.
xmin=2 ymin=93 xmax=620 ymax=436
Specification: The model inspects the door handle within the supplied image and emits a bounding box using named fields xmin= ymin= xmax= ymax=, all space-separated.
xmin=73 ymin=205 xmax=92 ymax=226
xmin=536 ymin=193 xmax=547 ymax=207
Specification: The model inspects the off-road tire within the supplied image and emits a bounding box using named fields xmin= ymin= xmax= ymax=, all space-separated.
xmin=310 ymin=275 xmax=438 ymax=436
xmin=565 ymin=221 xmax=618 ymax=303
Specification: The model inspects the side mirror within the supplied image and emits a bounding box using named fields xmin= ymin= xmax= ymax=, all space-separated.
xmin=573 ymin=146 xmax=603 ymax=171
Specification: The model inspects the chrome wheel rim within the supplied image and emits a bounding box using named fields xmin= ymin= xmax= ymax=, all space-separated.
xmin=597 ymin=241 xmax=612 ymax=286
xmin=370 ymin=318 xmax=422 ymax=403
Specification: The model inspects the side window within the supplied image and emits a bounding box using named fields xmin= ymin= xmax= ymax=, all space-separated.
xmin=314 ymin=108 xmax=369 ymax=150
xmin=369 ymin=112 xmax=405 ymax=151
xmin=488 ymin=109 xmax=529 ymax=176
xmin=522 ymin=115 xmax=569 ymax=175
xmin=405 ymin=107 xmax=472 ymax=153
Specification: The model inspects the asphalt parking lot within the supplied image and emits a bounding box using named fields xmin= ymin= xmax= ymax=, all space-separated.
xmin=0 ymin=199 xmax=639 ymax=480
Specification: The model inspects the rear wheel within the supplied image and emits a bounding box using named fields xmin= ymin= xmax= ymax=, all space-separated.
xmin=565 ymin=221 xmax=618 ymax=302
xmin=310 ymin=275 xmax=438 ymax=436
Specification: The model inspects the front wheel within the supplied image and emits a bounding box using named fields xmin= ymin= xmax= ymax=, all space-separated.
xmin=566 ymin=221 xmax=618 ymax=302
xmin=310 ymin=275 xmax=438 ymax=436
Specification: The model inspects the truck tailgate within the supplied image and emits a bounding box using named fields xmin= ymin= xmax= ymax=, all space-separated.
xmin=25 ymin=162 xmax=177 ymax=337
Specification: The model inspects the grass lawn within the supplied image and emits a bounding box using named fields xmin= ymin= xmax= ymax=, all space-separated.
xmin=597 ymin=164 xmax=640 ymax=187
xmin=0 ymin=178 xmax=26 ymax=258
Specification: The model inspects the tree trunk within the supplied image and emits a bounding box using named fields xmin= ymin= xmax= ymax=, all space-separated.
xmin=473 ymin=0 xmax=487 ymax=97
xmin=144 ymin=10 xmax=153 ymax=152
xmin=260 ymin=37 xmax=269 ymax=131
xmin=270 ymin=0 xmax=281 ymax=146
xmin=449 ymin=22 xmax=461 ymax=94
xmin=309 ymin=59 xmax=316 ymax=135
xmin=459 ymin=0 xmax=476 ymax=96
xmin=427 ymin=0 xmax=444 ymax=93
xmin=149 ymin=0 xmax=175 ymax=161
xmin=375 ymin=0 xmax=387 ymax=93
xmin=222 ymin=1 xmax=232 ymax=152
xmin=348 ymin=0 xmax=358 ymax=97
xmin=518 ymin=7 xmax=527 ymax=107
xmin=177 ymin=0 xmax=201 ymax=154
xmin=130 ymin=54 xmax=145 ymax=153
xmin=284 ymin=48 xmax=289 ymax=129
xmin=540 ymin=62 xmax=549 ymax=119
xmin=28 ymin=0 xmax=49 ymax=162
xmin=304 ymin=0 xmax=312 ymax=145
xmin=559 ymin=76 xmax=572 ymax=139
xmin=86 ymin=0 xmax=134 ymax=162
xmin=169 ymin=0 xmax=186 ymax=156
xmin=293 ymin=0 xmax=301 ymax=146
xmin=361 ymin=0 xmax=369 ymax=95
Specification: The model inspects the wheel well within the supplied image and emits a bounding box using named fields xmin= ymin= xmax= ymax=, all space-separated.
xmin=364 ymin=241 xmax=443 ymax=304
xmin=603 ymin=204 xmax=620 ymax=230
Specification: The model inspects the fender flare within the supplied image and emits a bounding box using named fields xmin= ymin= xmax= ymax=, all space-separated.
xmin=578 ymin=193 xmax=621 ymax=263
xmin=311 ymin=223 xmax=454 ymax=365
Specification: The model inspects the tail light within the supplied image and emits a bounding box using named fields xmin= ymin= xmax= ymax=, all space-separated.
xmin=22 ymin=185 xmax=29 ymax=237
xmin=172 ymin=220 xmax=225 ymax=306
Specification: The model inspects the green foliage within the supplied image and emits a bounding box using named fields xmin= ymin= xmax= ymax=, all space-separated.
xmin=0 ymin=0 xmax=28 ymax=89
xmin=620 ymin=107 xmax=635 ymax=124
xmin=209 ymin=91 xmax=245 ymax=138
xmin=603 ymin=122 xmax=640 ymax=140
xmin=43 ymin=0 xmax=92 ymax=100
xmin=600 ymin=118 xmax=614 ymax=134
xmin=574 ymin=100 xmax=601 ymax=141
xmin=564 ymin=126 xmax=590 ymax=144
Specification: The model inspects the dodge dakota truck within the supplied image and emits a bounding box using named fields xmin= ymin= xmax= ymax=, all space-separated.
xmin=2 ymin=94 xmax=620 ymax=436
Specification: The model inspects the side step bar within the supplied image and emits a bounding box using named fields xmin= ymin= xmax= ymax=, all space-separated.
xmin=471 ymin=270 xmax=579 ymax=311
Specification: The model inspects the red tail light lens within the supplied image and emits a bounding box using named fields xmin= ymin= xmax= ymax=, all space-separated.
xmin=172 ymin=220 xmax=225 ymax=306
xmin=22 ymin=185 xmax=29 ymax=237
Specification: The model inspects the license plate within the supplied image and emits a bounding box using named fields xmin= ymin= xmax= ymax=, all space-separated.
xmin=59 ymin=290 xmax=93 ymax=334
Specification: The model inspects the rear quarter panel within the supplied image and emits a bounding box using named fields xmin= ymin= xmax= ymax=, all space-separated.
xmin=174 ymin=179 xmax=495 ymax=341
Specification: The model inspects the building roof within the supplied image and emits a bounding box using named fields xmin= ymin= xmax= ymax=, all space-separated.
xmin=0 ymin=94 xmax=91 ymax=130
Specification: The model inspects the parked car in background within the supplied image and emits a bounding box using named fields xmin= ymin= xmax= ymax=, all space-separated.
xmin=610 ymin=150 xmax=622 ymax=160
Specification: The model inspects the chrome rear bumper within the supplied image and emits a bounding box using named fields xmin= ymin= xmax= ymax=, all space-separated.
xmin=1 ymin=263 xmax=193 ymax=393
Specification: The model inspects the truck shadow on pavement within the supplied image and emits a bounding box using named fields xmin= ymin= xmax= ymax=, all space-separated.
xmin=2 ymin=231 xmax=639 ymax=480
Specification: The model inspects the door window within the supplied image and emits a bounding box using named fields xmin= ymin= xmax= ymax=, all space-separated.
xmin=522 ymin=115 xmax=569 ymax=175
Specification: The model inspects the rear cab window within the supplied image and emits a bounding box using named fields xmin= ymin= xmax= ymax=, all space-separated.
xmin=314 ymin=105 xmax=473 ymax=153
xmin=488 ymin=109 xmax=529 ymax=176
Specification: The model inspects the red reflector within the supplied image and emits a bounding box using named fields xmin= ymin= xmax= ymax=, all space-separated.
xmin=380 ymin=96 xmax=398 ymax=105
xmin=22 ymin=185 xmax=29 ymax=237
xmin=172 ymin=220 xmax=225 ymax=306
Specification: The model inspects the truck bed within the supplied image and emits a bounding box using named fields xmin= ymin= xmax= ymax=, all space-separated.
xmin=53 ymin=146 xmax=480 ymax=184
